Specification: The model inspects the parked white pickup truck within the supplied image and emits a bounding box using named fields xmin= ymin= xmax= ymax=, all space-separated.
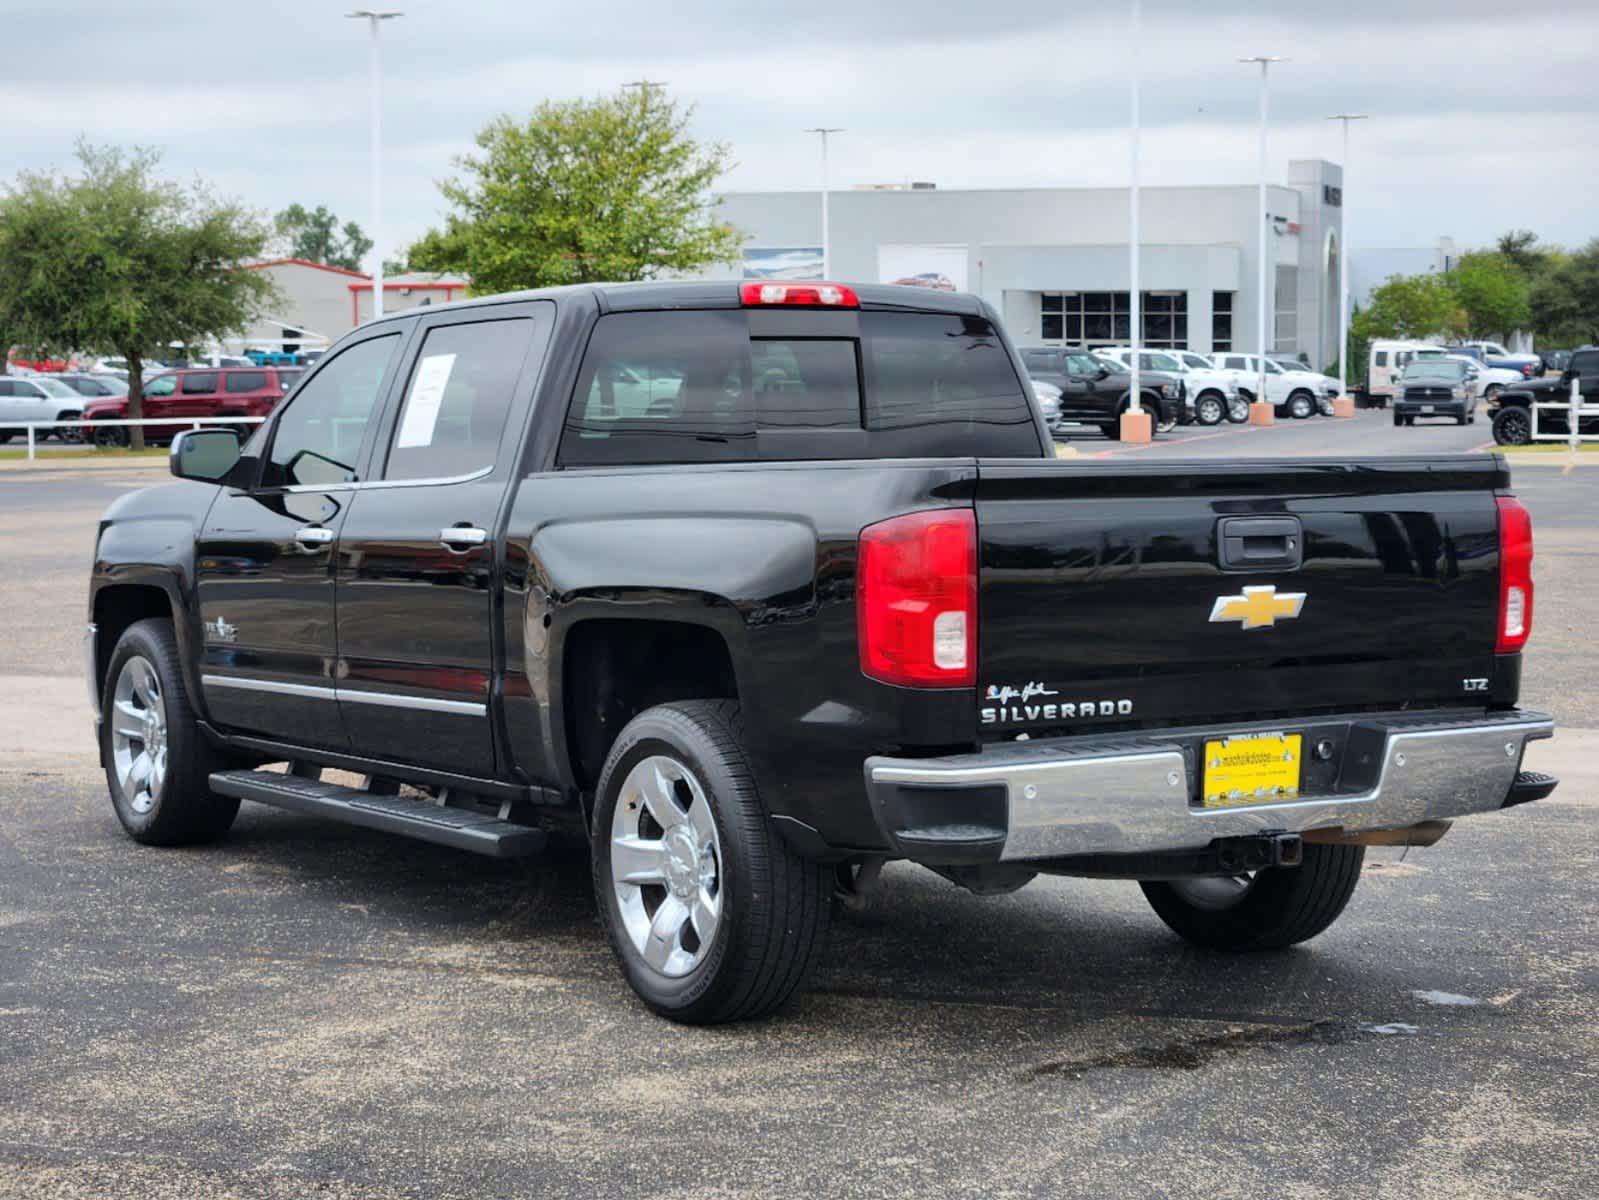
xmin=1211 ymin=352 xmax=1338 ymax=419
xmin=1098 ymin=347 xmax=1247 ymax=425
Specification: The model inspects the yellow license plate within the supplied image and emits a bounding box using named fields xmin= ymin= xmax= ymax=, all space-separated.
xmin=1202 ymin=733 xmax=1302 ymax=808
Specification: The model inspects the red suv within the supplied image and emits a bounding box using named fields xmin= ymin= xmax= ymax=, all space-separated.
xmin=85 ymin=366 xmax=303 ymax=446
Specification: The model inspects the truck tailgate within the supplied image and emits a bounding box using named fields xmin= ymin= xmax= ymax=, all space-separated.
xmin=974 ymin=456 xmax=1509 ymax=735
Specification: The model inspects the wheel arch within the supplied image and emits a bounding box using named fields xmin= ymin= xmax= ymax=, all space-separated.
xmin=557 ymin=614 xmax=743 ymax=799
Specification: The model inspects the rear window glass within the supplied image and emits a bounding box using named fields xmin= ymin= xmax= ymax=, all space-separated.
xmin=1571 ymin=352 xmax=1599 ymax=377
xmin=224 ymin=371 xmax=269 ymax=393
xmin=558 ymin=309 xmax=1037 ymax=467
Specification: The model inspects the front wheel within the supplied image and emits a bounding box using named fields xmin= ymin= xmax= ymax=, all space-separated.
xmin=101 ymin=618 xmax=238 ymax=845
xmin=1194 ymin=393 xmax=1226 ymax=426
xmin=1492 ymin=406 xmax=1532 ymax=446
xmin=1140 ymin=844 xmax=1365 ymax=950
xmin=94 ymin=426 xmax=128 ymax=448
xmin=593 ymin=701 xmax=830 ymax=1024
xmin=1287 ymin=391 xmax=1315 ymax=419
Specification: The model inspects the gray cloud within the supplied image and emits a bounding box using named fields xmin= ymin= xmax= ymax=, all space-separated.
xmin=4 ymin=0 xmax=1596 ymax=259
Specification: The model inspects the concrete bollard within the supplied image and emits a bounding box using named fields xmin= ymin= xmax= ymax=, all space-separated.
xmin=1119 ymin=408 xmax=1153 ymax=444
xmin=1248 ymin=402 xmax=1275 ymax=426
xmin=1332 ymin=395 xmax=1356 ymax=418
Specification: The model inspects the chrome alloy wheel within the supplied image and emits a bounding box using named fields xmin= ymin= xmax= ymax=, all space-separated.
xmin=1169 ymin=874 xmax=1255 ymax=912
xmin=110 ymin=655 xmax=167 ymax=815
xmin=609 ymin=755 xmax=723 ymax=979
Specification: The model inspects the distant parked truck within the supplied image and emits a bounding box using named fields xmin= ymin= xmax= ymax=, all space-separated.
xmin=1455 ymin=340 xmax=1540 ymax=381
xmin=1358 ymin=340 xmax=1434 ymax=408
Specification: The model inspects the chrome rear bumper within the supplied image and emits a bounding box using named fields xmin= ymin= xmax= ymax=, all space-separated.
xmin=864 ymin=708 xmax=1554 ymax=864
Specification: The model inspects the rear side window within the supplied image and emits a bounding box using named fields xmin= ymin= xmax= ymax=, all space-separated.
xmin=224 ymin=371 xmax=269 ymax=394
xmin=860 ymin=312 xmax=1037 ymax=457
xmin=383 ymin=317 xmax=536 ymax=481
xmin=559 ymin=309 xmax=1037 ymax=467
xmin=1571 ymin=351 xmax=1599 ymax=378
xmin=182 ymin=372 xmax=219 ymax=395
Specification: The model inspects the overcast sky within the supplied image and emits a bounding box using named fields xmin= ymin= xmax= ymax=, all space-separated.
xmin=4 ymin=0 xmax=1596 ymax=266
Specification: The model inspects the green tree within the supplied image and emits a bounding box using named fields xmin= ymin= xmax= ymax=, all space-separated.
xmin=1448 ymin=250 xmax=1531 ymax=339
xmin=1351 ymin=272 xmax=1465 ymax=343
xmin=273 ymin=203 xmax=373 ymax=271
xmin=1530 ymin=239 xmax=1599 ymax=347
xmin=408 ymin=87 xmax=742 ymax=292
xmin=0 ymin=143 xmax=276 ymax=449
xmin=1495 ymin=229 xmax=1552 ymax=279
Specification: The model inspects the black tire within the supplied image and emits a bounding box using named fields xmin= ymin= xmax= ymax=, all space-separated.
xmin=94 ymin=426 xmax=128 ymax=448
xmin=1492 ymin=406 xmax=1532 ymax=446
xmin=1140 ymin=844 xmax=1365 ymax=951
xmin=1287 ymin=390 xmax=1315 ymax=419
xmin=1457 ymin=412 xmax=1468 ymax=426
xmin=1404 ymin=415 xmax=1416 ymax=427
xmin=1224 ymin=395 xmax=1249 ymax=424
xmin=101 ymin=618 xmax=238 ymax=846
xmin=0 ymin=432 xmax=12 ymax=444
xmin=1194 ymin=393 xmax=1226 ymax=426
xmin=1393 ymin=411 xmax=1404 ymax=428
xmin=1485 ymin=383 xmax=1503 ymax=399
xmin=54 ymin=410 xmax=84 ymax=443
xmin=592 ymin=700 xmax=830 ymax=1024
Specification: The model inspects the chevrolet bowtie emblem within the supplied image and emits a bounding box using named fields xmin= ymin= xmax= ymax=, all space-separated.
xmin=1209 ymin=585 xmax=1305 ymax=630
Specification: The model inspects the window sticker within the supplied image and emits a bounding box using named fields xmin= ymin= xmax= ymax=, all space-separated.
xmin=396 ymin=353 xmax=456 ymax=448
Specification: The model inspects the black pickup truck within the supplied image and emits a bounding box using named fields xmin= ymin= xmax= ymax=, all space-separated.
xmin=87 ymin=280 xmax=1557 ymax=1024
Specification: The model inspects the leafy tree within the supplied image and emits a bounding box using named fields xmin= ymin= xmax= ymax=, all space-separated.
xmin=1495 ymin=229 xmax=1552 ymax=279
xmin=1447 ymin=250 xmax=1531 ymax=340
xmin=0 ymin=143 xmax=276 ymax=449
xmin=1530 ymin=239 xmax=1599 ymax=347
xmin=1351 ymin=272 xmax=1465 ymax=343
xmin=408 ymin=87 xmax=742 ymax=293
xmin=273 ymin=203 xmax=373 ymax=271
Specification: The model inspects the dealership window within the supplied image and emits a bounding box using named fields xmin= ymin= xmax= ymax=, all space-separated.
xmin=1039 ymin=291 xmax=1187 ymax=348
xmin=1212 ymin=291 xmax=1234 ymax=352
xmin=1141 ymin=292 xmax=1187 ymax=349
xmin=1273 ymin=266 xmax=1298 ymax=353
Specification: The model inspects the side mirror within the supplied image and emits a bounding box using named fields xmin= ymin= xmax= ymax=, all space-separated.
xmin=170 ymin=428 xmax=242 ymax=482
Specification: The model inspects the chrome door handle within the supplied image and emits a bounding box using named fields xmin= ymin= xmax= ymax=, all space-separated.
xmin=294 ymin=525 xmax=334 ymax=548
xmin=440 ymin=526 xmax=488 ymax=549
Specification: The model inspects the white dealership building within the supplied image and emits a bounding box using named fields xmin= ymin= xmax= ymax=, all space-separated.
xmin=703 ymin=158 xmax=1347 ymax=368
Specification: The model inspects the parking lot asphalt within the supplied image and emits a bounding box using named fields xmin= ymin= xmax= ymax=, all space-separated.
xmin=1 ymin=422 xmax=1595 ymax=1199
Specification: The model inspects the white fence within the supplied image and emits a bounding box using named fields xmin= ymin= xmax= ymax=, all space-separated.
xmin=4 ymin=415 xmax=266 ymax=462
xmin=1530 ymin=379 xmax=1598 ymax=449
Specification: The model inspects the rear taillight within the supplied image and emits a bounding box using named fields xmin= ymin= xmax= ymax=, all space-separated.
xmin=1496 ymin=495 xmax=1534 ymax=653
xmin=739 ymin=281 xmax=859 ymax=308
xmin=857 ymin=509 xmax=976 ymax=688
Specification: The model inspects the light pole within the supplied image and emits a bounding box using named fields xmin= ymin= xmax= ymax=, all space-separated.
xmin=805 ymin=128 xmax=843 ymax=277
xmin=1327 ymin=114 xmax=1368 ymax=399
xmin=347 ymin=10 xmax=402 ymax=319
xmin=1127 ymin=0 xmax=1142 ymax=418
xmin=1240 ymin=55 xmax=1285 ymax=419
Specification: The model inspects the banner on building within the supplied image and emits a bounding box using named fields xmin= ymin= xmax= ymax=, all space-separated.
xmin=741 ymin=247 xmax=824 ymax=280
xmin=876 ymin=244 xmax=969 ymax=293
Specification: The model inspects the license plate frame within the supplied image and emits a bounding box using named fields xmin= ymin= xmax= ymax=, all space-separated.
xmin=1421 ymin=404 xmax=1435 ymax=414
xmin=1201 ymin=733 xmax=1303 ymax=809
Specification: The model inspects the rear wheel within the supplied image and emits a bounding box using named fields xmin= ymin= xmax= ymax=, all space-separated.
xmin=1140 ymin=844 xmax=1365 ymax=950
xmin=1194 ymin=393 xmax=1226 ymax=426
xmin=1492 ymin=406 xmax=1532 ymax=446
xmin=592 ymin=701 xmax=830 ymax=1024
xmin=1225 ymin=395 xmax=1249 ymax=424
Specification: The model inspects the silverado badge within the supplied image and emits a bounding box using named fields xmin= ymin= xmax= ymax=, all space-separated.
xmin=1209 ymin=585 xmax=1305 ymax=630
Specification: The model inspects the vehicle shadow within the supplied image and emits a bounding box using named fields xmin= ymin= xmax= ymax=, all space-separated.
xmin=205 ymin=806 xmax=1422 ymax=1042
